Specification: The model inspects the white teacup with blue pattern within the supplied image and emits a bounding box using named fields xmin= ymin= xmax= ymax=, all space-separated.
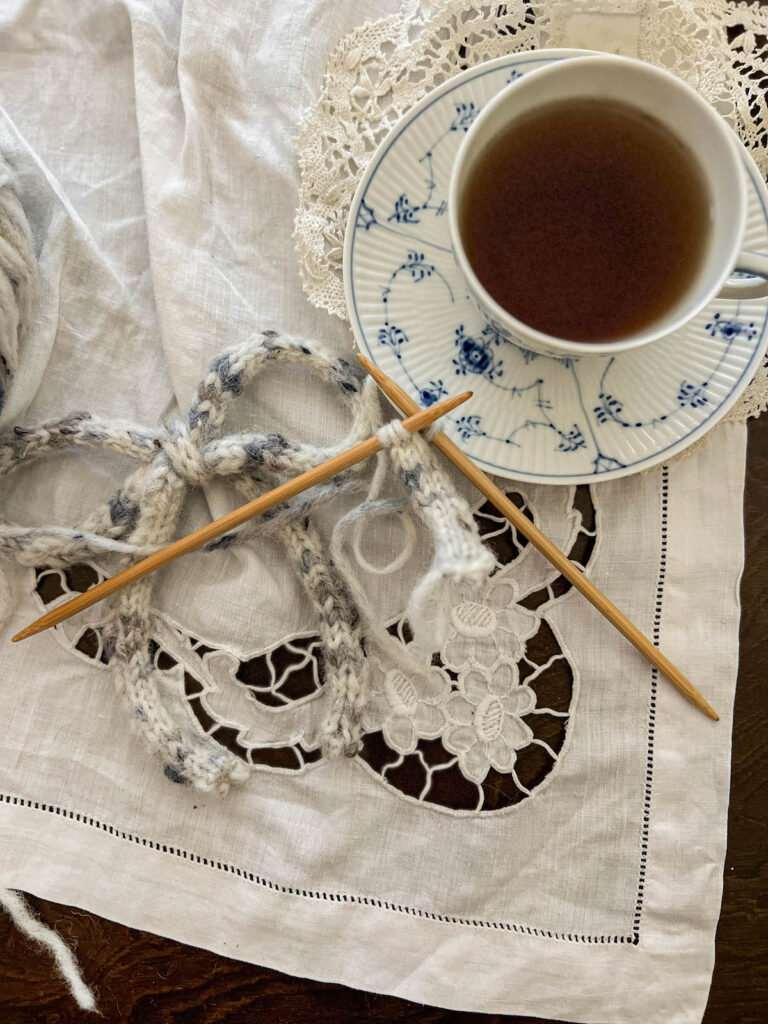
xmin=449 ymin=54 xmax=768 ymax=359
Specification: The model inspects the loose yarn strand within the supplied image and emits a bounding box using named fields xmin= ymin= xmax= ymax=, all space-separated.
xmin=0 ymin=889 xmax=97 ymax=1013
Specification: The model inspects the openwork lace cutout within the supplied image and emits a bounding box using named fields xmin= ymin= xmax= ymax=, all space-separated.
xmin=294 ymin=0 xmax=768 ymax=421
xmin=29 ymin=483 xmax=596 ymax=814
xmin=358 ymin=486 xmax=596 ymax=811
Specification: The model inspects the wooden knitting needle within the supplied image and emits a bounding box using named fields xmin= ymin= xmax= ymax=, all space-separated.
xmin=12 ymin=390 xmax=472 ymax=643
xmin=358 ymin=354 xmax=719 ymax=722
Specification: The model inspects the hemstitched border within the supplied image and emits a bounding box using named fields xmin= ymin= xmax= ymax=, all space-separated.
xmin=0 ymin=785 xmax=638 ymax=945
xmin=0 ymin=472 xmax=669 ymax=947
xmin=631 ymin=464 xmax=667 ymax=944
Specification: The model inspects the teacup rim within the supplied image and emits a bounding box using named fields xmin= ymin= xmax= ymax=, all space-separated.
xmin=447 ymin=52 xmax=748 ymax=357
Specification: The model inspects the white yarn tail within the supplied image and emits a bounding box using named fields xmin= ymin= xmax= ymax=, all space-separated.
xmin=0 ymin=889 xmax=97 ymax=1013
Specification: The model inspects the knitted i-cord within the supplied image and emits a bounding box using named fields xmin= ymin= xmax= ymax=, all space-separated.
xmin=377 ymin=419 xmax=493 ymax=651
xmin=1 ymin=331 xmax=494 ymax=792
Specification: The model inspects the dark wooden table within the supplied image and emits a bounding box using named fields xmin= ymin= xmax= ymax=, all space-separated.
xmin=2 ymin=414 xmax=766 ymax=1024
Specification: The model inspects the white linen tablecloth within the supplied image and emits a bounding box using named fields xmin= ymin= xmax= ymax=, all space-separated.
xmin=0 ymin=2 xmax=758 ymax=1021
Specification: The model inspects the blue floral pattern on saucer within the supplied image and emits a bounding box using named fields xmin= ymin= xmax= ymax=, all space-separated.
xmin=344 ymin=51 xmax=768 ymax=483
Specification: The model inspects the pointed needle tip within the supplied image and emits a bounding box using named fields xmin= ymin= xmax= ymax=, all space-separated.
xmin=11 ymin=626 xmax=35 ymax=643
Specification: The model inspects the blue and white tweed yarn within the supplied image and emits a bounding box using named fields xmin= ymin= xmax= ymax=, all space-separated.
xmin=0 ymin=330 xmax=493 ymax=793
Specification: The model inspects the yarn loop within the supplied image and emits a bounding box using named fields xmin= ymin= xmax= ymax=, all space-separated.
xmin=1 ymin=331 xmax=493 ymax=792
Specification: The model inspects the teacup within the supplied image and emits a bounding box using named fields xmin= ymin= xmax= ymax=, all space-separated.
xmin=448 ymin=54 xmax=768 ymax=358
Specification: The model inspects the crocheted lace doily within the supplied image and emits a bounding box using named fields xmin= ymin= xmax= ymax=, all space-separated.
xmin=294 ymin=0 xmax=768 ymax=422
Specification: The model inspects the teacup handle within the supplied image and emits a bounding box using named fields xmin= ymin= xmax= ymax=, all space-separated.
xmin=717 ymin=252 xmax=768 ymax=300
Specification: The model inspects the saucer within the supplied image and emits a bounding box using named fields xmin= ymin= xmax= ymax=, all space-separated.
xmin=343 ymin=50 xmax=768 ymax=484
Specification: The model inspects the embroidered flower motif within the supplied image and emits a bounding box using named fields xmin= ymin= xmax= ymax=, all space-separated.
xmin=442 ymin=579 xmax=536 ymax=670
xmin=443 ymin=661 xmax=536 ymax=782
xmin=363 ymin=666 xmax=450 ymax=755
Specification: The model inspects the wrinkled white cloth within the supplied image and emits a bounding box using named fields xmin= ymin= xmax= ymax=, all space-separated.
xmin=0 ymin=3 xmax=754 ymax=1022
